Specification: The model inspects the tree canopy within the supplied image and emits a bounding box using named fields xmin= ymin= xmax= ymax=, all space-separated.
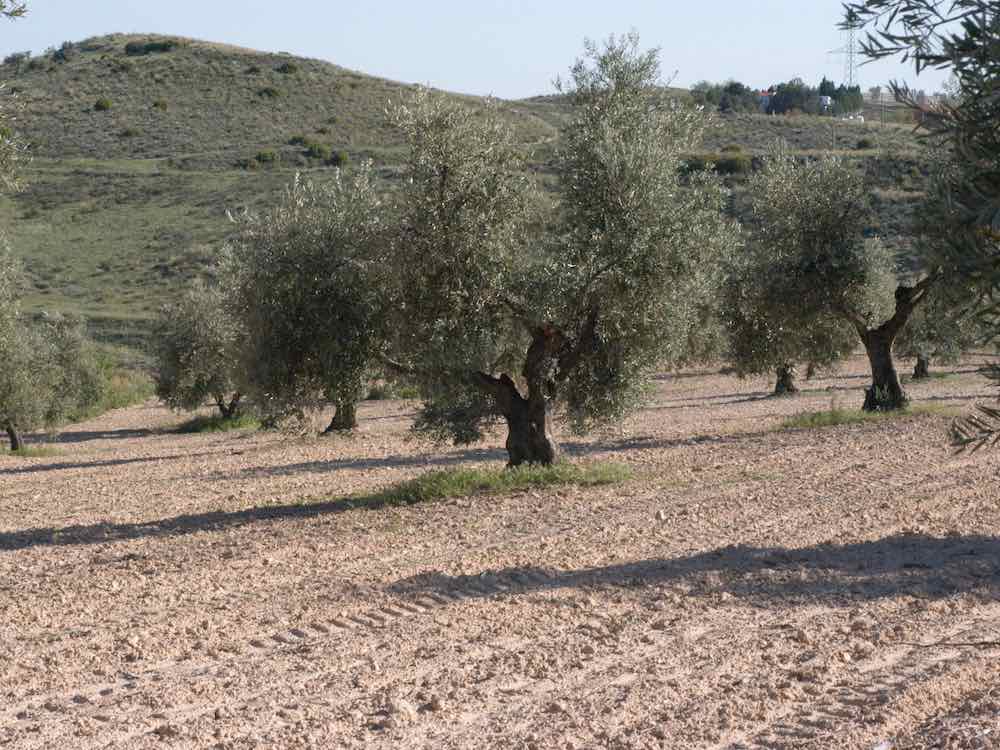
xmin=221 ymin=167 xmax=387 ymax=430
xmin=153 ymin=280 xmax=242 ymax=419
xmin=388 ymin=33 xmax=738 ymax=464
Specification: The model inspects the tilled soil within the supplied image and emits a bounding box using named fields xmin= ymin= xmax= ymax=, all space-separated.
xmin=2 ymin=356 xmax=999 ymax=750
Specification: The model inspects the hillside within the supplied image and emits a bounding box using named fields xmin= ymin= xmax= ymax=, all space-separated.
xmin=0 ymin=33 xmax=928 ymax=346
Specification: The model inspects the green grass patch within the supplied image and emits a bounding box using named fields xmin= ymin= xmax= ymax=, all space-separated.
xmin=177 ymin=412 xmax=261 ymax=433
xmin=348 ymin=461 xmax=631 ymax=510
xmin=781 ymin=403 xmax=962 ymax=431
xmin=1 ymin=445 xmax=63 ymax=458
xmin=365 ymin=380 xmax=420 ymax=400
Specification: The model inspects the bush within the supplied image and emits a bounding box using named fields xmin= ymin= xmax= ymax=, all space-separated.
xmin=254 ymin=149 xmax=278 ymax=165
xmin=119 ymin=127 xmax=140 ymax=138
xmin=94 ymin=98 xmax=112 ymax=111
xmin=152 ymin=99 xmax=168 ymax=111
xmin=288 ymin=134 xmax=309 ymax=146
xmin=329 ymin=150 xmax=349 ymax=168
xmin=177 ymin=413 xmax=260 ymax=433
xmin=70 ymin=362 xmax=154 ymax=421
xmin=51 ymin=41 xmax=77 ymax=63
xmin=257 ymin=86 xmax=281 ymax=99
xmin=305 ymin=142 xmax=332 ymax=161
xmin=3 ymin=51 xmax=30 ymax=68
xmin=245 ymin=64 xmax=261 ymax=75
xmin=125 ymin=39 xmax=181 ymax=57
xmin=856 ymin=137 xmax=876 ymax=150
xmin=714 ymin=152 xmax=752 ymax=175
xmin=682 ymin=152 xmax=751 ymax=176
xmin=276 ymin=61 xmax=299 ymax=75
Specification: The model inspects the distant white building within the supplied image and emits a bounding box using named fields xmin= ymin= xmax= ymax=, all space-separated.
xmin=819 ymin=95 xmax=834 ymax=111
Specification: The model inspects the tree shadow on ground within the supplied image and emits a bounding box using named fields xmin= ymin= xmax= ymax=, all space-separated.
xmin=0 ymin=493 xmax=387 ymax=552
xmin=0 ymin=450 xmax=225 ymax=477
xmin=234 ymin=445 xmax=508 ymax=480
xmin=388 ymin=534 xmax=1000 ymax=605
xmin=27 ymin=427 xmax=163 ymax=445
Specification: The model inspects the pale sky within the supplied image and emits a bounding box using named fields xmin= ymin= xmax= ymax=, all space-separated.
xmin=3 ymin=1 xmax=949 ymax=97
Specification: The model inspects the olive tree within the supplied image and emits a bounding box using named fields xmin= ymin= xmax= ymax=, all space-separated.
xmin=0 ymin=245 xmax=103 ymax=449
xmin=723 ymin=238 xmax=857 ymax=396
xmin=844 ymin=2 xmax=1000 ymax=435
xmin=221 ymin=168 xmax=386 ymax=431
xmin=894 ymin=284 xmax=990 ymax=378
xmin=388 ymin=34 xmax=738 ymax=465
xmin=734 ymin=150 xmax=936 ymax=411
xmin=153 ymin=280 xmax=242 ymax=419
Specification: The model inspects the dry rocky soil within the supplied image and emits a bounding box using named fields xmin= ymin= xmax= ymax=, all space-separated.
xmin=2 ymin=355 xmax=999 ymax=749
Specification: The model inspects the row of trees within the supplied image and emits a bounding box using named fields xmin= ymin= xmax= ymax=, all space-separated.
xmin=154 ymin=32 xmax=987 ymax=465
xmin=690 ymin=77 xmax=864 ymax=116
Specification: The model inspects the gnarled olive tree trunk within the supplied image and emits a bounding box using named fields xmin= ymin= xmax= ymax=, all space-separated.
xmin=861 ymin=329 xmax=908 ymax=411
xmin=773 ymin=364 xmax=799 ymax=395
xmin=913 ymin=354 xmax=930 ymax=380
xmin=4 ymin=422 xmax=23 ymax=452
xmin=324 ymin=399 xmax=358 ymax=433
xmin=473 ymin=330 xmax=560 ymax=467
xmin=848 ymin=282 xmax=933 ymax=412
xmin=215 ymin=392 xmax=242 ymax=419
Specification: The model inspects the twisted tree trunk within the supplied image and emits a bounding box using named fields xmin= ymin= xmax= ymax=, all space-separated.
xmin=842 ymin=280 xmax=934 ymax=412
xmin=805 ymin=362 xmax=817 ymax=380
xmin=5 ymin=422 xmax=23 ymax=452
xmin=324 ymin=399 xmax=358 ymax=433
xmin=473 ymin=329 xmax=561 ymax=467
xmin=216 ymin=392 xmax=242 ymax=419
xmin=913 ymin=354 xmax=930 ymax=380
xmin=862 ymin=330 xmax=908 ymax=411
xmin=773 ymin=364 xmax=799 ymax=396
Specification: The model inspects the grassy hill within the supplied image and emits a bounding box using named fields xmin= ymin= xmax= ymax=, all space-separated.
xmin=0 ymin=33 xmax=929 ymax=348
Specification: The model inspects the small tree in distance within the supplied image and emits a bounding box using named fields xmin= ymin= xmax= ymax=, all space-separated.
xmin=894 ymin=284 xmax=991 ymax=379
xmin=723 ymin=238 xmax=857 ymax=395
xmin=221 ymin=167 xmax=387 ymax=432
xmin=730 ymin=149 xmax=935 ymax=411
xmin=153 ymin=280 xmax=243 ymax=419
xmin=0 ymin=244 xmax=103 ymax=449
xmin=387 ymin=34 xmax=739 ymax=465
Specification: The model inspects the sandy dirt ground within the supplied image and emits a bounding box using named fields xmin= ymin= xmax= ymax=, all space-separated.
xmin=1 ymin=355 xmax=999 ymax=750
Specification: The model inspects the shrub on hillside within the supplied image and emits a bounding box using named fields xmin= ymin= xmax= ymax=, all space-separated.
xmin=682 ymin=151 xmax=751 ymax=176
xmin=254 ymin=149 xmax=278 ymax=165
xmin=152 ymin=98 xmax=168 ymax=111
xmin=93 ymin=97 xmax=112 ymax=111
xmin=50 ymin=41 xmax=77 ymax=63
xmin=329 ymin=150 xmax=349 ymax=168
xmin=276 ymin=61 xmax=299 ymax=75
xmin=856 ymin=137 xmax=875 ymax=149
xmin=306 ymin=142 xmax=332 ymax=161
xmin=125 ymin=39 xmax=182 ymax=57
xmin=257 ymin=86 xmax=280 ymax=99
xmin=3 ymin=51 xmax=30 ymax=69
